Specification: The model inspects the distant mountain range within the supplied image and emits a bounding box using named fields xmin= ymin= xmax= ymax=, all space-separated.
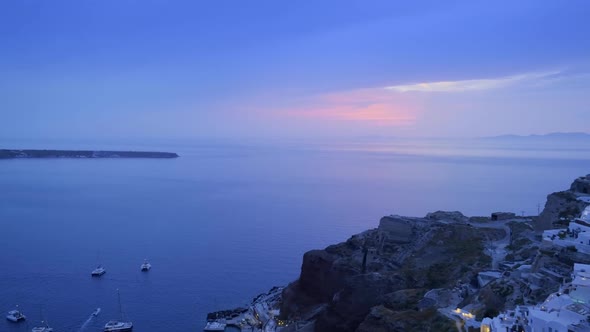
xmin=483 ymin=132 xmax=590 ymax=140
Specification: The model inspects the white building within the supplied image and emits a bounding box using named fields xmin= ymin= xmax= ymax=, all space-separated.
xmin=481 ymin=306 xmax=529 ymax=332
xmin=569 ymin=263 xmax=590 ymax=305
xmin=527 ymin=293 xmax=588 ymax=332
xmin=542 ymin=206 xmax=590 ymax=255
xmin=526 ymin=263 xmax=590 ymax=332
xmin=482 ymin=263 xmax=590 ymax=331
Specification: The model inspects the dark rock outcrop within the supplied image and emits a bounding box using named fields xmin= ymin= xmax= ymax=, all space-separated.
xmin=534 ymin=175 xmax=590 ymax=233
xmin=298 ymin=250 xmax=352 ymax=303
xmin=425 ymin=210 xmax=468 ymax=223
xmin=377 ymin=216 xmax=414 ymax=244
xmin=536 ymin=190 xmax=588 ymax=233
xmin=571 ymin=175 xmax=590 ymax=194
xmin=281 ymin=245 xmax=362 ymax=319
xmin=315 ymin=273 xmax=404 ymax=332
xmin=281 ymin=217 xmax=499 ymax=332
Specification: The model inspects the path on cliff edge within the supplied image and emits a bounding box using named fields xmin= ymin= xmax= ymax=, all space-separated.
xmin=470 ymin=220 xmax=511 ymax=270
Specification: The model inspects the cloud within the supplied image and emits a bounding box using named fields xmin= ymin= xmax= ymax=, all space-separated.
xmin=268 ymin=68 xmax=571 ymax=128
xmin=288 ymin=103 xmax=415 ymax=125
xmin=384 ymin=70 xmax=562 ymax=93
xmin=280 ymin=88 xmax=418 ymax=126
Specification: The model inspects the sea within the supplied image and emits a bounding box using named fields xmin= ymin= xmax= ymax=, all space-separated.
xmin=0 ymin=137 xmax=589 ymax=331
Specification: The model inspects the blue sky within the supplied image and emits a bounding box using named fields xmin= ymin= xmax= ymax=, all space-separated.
xmin=1 ymin=0 xmax=589 ymax=140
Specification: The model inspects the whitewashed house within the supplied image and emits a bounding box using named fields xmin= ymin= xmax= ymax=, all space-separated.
xmin=483 ymin=264 xmax=590 ymax=331
xmin=542 ymin=206 xmax=590 ymax=255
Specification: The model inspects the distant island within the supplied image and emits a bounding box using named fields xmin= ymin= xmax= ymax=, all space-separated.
xmin=0 ymin=149 xmax=179 ymax=159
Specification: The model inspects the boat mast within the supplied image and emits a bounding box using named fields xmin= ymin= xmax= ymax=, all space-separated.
xmin=117 ymin=289 xmax=124 ymax=321
xmin=41 ymin=307 xmax=50 ymax=327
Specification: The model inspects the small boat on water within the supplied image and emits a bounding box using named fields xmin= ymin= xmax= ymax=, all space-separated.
xmin=32 ymin=325 xmax=54 ymax=332
xmin=6 ymin=308 xmax=26 ymax=322
xmin=92 ymin=265 xmax=106 ymax=277
xmin=104 ymin=290 xmax=133 ymax=332
xmin=93 ymin=308 xmax=101 ymax=316
xmin=204 ymin=321 xmax=226 ymax=331
xmin=105 ymin=321 xmax=133 ymax=332
xmin=140 ymin=259 xmax=151 ymax=271
xmin=32 ymin=308 xmax=54 ymax=332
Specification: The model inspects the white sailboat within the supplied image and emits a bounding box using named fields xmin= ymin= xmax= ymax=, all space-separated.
xmin=91 ymin=265 xmax=106 ymax=276
xmin=92 ymin=251 xmax=106 ymax=276
xmin=31 ymin=308 xmax=54 ymax=332
xmin=140 ymin=259 xmax=151 ymax=271
xmin=104 ymin=290 xmax=133 ymax=332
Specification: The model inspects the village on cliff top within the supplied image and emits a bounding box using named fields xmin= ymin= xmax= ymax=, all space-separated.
xmin=205 ymin=175 xmax=590 ymax=332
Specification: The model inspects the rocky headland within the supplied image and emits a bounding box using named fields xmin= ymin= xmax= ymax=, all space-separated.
xmin=535 ymin=174 xmax=590 ymax=233
xmin=207 ymin=174 xmax=590 ymax=332
xmin=0 ymin=149 xmax=179 ymax=159
xmin=279 ymin=214 xmax=504 ymax=332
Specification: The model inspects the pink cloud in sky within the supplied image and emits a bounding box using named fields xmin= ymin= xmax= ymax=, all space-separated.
xmin=279 ymin=88 xmax=418 ymax=126
xmin=252 ymin=69 xmax=576 ymax=136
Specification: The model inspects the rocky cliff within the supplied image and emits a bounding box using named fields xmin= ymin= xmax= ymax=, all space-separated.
xmin=208 ymin=175 xmax=590 ymax=332
xmin=280 ymin=213 xmax=505 ymax=332
xmin=570 ymin=174 xmax=590 ymax=194
xmin=535 ymin=174 xmax=590 ymax=233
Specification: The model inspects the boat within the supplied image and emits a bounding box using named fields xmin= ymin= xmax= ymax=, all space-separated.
xmin=32 ymin=327 xmax=54 ymax=332
xmin=140 ymin=259 xmax=151 ymax=271
xmin=6 ymin=307 xmax=26 ymax=322
xmin=93 ymin=308 xmax=101 ymax=316
xmin=31 ymin=307 xmax=54 ymax=331
xmin=104 ymin=290 xmax=133 ymax=332
xmin=92 ymin=265 xmax=106 ymax=277
xmin=104 ymin=321 xmax=133 ymax=332
xmin=204 ymin=321 xmax=226 ymax=331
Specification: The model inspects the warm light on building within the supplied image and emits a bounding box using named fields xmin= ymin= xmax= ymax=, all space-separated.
xmin=454 ymin=308 xmax=475 ymax=320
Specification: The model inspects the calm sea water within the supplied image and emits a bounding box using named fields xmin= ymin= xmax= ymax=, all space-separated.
xmin=0 ymin=138 xmax=588 ymax=331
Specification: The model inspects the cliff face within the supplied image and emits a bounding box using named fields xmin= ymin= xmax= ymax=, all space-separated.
xmin=280 ymin=214 xmax=504 ymax=332
xmin=535 ymin=174 xmax=590 ymax=233
xmin=571 ymin=174 xmax=590 ymax=194
xmin=280 ymin=235 xmax=365 ymax=321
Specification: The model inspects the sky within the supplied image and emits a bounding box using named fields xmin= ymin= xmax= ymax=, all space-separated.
xmin=1 ymin=0 xmax=590 ymax=141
